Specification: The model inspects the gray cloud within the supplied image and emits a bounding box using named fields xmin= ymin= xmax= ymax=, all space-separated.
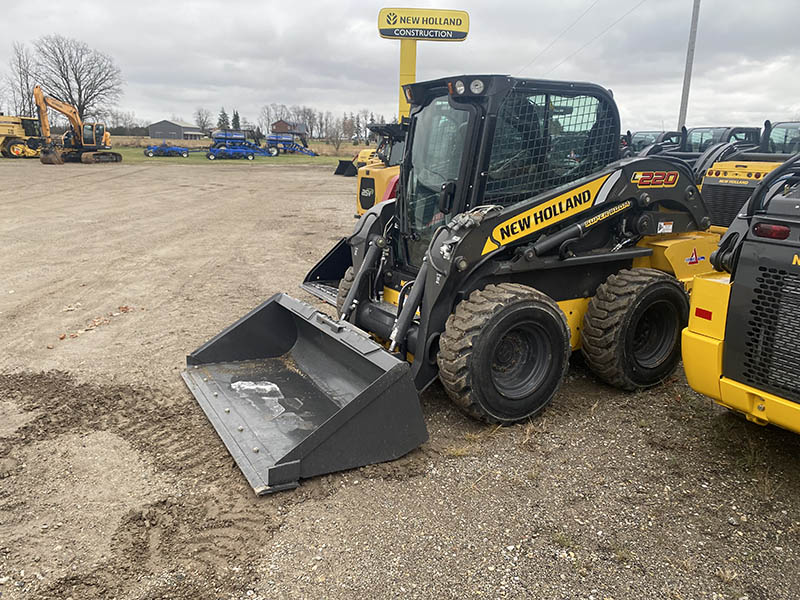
xmin=2 ymin=0 xmax=798 ymax=130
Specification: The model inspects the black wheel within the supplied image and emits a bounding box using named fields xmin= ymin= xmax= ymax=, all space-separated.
xmin=246 ymin=153 xmax=254 ymax=161
xmin=268 ymin=146 xmax=279 ymax=157
xmin=437 ymin=283 xmax=571 ymax=424
xmin=181 ymin=151 xmax=189 ymax=158
xmin=206 ymin=152 xmax=216 ymax=160
xmin=580 ymin=268 xmax=689 ymax=390
xmin=335 ymin=267 xmax=355 ymax=316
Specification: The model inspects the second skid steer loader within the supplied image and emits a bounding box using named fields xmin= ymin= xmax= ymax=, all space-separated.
xmin=683 ymin=153 xmax=800 ymax=435
xmin=184 ymin=75 xmax=729 ymax=495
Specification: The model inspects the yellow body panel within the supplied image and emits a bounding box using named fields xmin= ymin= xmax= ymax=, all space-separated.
xmin=682 ymin=329 xmax=724 ymax=399
xmin=557 ymin=298 xmax=590 ymax=350
xmin=354 ymin=148 xmax=377 ymax=168
xmin=383 ymin=286 xmax=402 ymax=306
xmin=633 ymin=231 xmax=722 ymax=288
xmin=356 ymin=164 xmax=400 ymax=215
xmin=686 ymin=272 xmax=731 ymax=338
xmin=717 ymin=379 xmax=800 ymax=433
xmin=701 ymin=160 xmax=784 ymax=183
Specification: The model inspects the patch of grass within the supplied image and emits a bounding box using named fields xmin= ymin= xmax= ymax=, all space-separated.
xmin=552 ymin=532 xmax=575 ymax=549
xmin=611 ymin=543 xmax=633 ymax=564
xmin=112 ymin=146 xmax=340 ymax=166
xmin=715 ymin=567 xmax=738 ymax=583
xmin=444 ymin=444 xmax=472 ymax=458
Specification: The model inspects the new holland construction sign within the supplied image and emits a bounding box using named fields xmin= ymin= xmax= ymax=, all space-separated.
xmin=378 ymin=8 xmax=470 ymax=41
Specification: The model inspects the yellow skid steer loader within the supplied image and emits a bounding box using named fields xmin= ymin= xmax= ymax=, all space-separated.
xmin=184 ymin=75 xmax=740 ymax=494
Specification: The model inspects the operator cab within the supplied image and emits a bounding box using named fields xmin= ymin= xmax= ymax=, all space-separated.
xmin=398 ymin=75 xmax=620 ymax=269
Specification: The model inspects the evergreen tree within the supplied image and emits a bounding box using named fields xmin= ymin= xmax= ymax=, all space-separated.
xmin=231 ymin=110 xmax=240 ymax=130
xmin=217 ymin=107 xmax=230 ymax=129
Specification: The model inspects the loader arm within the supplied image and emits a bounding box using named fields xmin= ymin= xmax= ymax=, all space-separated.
xmin=33 ymin=85 xmax=84 ymax=145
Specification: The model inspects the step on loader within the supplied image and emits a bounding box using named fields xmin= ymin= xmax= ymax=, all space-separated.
xmin=184 ymin=75 xmax=734 ymax=495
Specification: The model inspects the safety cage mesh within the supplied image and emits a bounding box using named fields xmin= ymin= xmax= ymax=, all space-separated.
xmin=741 ymin=266 xmax=800 ymax=403
xmin=484 ymin=91 xmax=618 ymax=207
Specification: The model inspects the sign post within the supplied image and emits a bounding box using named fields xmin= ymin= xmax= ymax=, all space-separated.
xmin=378 ymin=8 xmax=470 ymax=119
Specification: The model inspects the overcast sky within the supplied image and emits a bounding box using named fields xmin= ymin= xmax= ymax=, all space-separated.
xmin=2 ymin=0 xmax=799 ymax=130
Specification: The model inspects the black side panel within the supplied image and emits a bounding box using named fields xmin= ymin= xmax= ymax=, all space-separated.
xmin=359 ymin=177 xmax=376 ymax=211
xmin=723 ymin=241 xmax=800 ymax=403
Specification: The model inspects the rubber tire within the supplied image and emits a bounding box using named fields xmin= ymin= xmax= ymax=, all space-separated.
xmin=207 ymin=152 xmax=216 ymax=160
xmin=437 ymin=283 xmax=571 ymax=424
xmin=181 ymin=151 xmax=189 ymax=158
xmin=335 ymin=267 xmax=355 ymax=316
xmin=268 ymin=146 xmax=279 ymax=157
xmin=580 ymin=268 xmax=689 ymax=391
xmin=146 ymin=150 xmax=155 ymax=157
xmin=246 ymin=153 xmax=254 ymax=161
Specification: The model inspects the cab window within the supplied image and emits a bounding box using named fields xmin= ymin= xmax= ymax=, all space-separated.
xmin=83 ymin=124 xmax=95 ymax=145
xmin=485 ymin=91 xmax=617 ymax=207
xmin=21 ymin=119 xmax=41 ymax=137
xmin=769 ymin=124 xmax=800 ymax=153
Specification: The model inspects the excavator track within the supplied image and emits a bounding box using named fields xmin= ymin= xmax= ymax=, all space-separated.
xmin=80 ymin=151 xmax=123 ymax=164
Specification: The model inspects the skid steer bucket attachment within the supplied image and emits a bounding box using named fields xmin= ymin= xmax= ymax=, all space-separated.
xmin=300 ymin=237 xmax=352 ymax=305
xmin=182 ymin=293 xmax=427 ymax=495
xmin=333 ymin=159 xmax=358 ymax=176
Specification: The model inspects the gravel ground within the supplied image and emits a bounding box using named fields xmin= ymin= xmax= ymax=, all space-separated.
xmin=0 ymin=159 xmax=798 ymax=599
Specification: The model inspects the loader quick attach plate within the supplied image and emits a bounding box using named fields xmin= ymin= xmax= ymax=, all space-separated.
xmin=182 ymin=294 xmax=427 ymax=495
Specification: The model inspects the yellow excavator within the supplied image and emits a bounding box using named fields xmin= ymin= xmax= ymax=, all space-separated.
xmin=31 ymin=85 xmax=121 ymax=164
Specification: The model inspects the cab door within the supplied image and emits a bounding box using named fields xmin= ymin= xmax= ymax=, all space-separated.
xmin=83 ymin=123 xmax=95 ymax=146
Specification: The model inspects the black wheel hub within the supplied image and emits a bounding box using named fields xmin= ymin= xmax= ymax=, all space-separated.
xmin=490 ymin=323 xmax=551 ymax=399
xmin=631 ymin=300 xmax=678 ymax=369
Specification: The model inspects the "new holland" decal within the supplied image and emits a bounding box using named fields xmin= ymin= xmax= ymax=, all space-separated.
xmin=481 ymin=174 xmax=611 ymax=255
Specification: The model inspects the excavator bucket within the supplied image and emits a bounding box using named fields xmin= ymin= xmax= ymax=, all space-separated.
xmin=300 ymin=237 xmax=352 ymax=305
xmin=39 ymin=148 xmax=63 ymax=165
xmin=182 ymin=293 xmax=427 ymax=495
xmin=333 ymin=159 xmax=358 ymax=176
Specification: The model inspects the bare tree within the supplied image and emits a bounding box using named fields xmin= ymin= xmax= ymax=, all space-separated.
xmin=34 ymin=34 xmax=123 ymax=120
xmin=342 ymin=113 xmax=356 ymax=143
xmin=258 ymin=105 xmax=273 ymax=133
xmin=327 ymin=117 xmax=347 ymax=152
xmin=194 ymin=107 xmax=212 ymax=132
xmin=5 ymin=42 xmax=36 ymax=116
